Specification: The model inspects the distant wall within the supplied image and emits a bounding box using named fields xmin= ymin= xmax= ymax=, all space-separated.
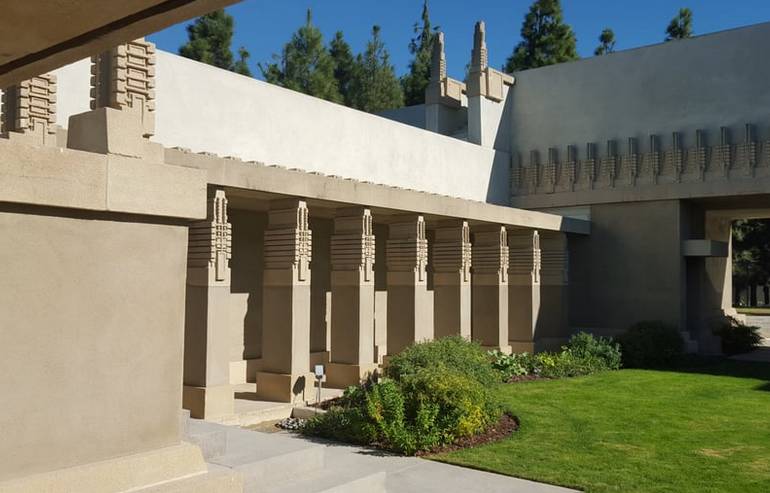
xmin=510 ymin=22 xmax=770 ymax=159
xmin=47 ymin=53 xmax=511 ymax=205
xmin=377 ymin=104 xmax=426 ymax=130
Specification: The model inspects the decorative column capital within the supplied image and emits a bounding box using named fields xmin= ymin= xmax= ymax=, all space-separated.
xmin=331 ymin=207 xmax=375 ymax=282
xmin=91 ymin=38 xmax=156 ymax=137
xmin=264 ymin=199 xmax=312 ymax=282
xmin=508 ymin=229 xmax=541 ymax=284
xmin=432 ymin=220 xmax=472 ymax=282
xmin=1 ymin=73 xmax=58 ymax=145
xmin=386 ymin=215 xmax=428 ymax=282
xmin=473 ymin=226 xmax=510 ymax=283
xmin=539 ymin=231 xmax=568 ymax=285
xmin=188 ymin=189 xmax=232 ymax=285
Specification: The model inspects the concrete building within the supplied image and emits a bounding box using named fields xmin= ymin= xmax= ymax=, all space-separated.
xmin=1 ymin=6 xmax=768 ymax=492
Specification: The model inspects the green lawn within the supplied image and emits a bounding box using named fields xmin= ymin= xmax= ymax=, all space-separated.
xmin=435 ymin=360 xmax=770 ymax=493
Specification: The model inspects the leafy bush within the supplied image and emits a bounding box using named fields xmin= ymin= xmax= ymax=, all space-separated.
xmin=617 ymin=321 xmax=683 ymax=368
xmin=302 ymin=337 xmax=502 ymax=455
xmin=490 ymin=350 xmax=534 ymax=378
xmin=565 ymin=332 xmax=622 ymax=370
xmin=714 ymin=316 xmax=762 ymax=355
xmin=385 ymin=336 xmax=500 ymax=387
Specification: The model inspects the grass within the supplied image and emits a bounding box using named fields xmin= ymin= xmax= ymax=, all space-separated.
xmin=736 ymin=307 xmax=770 ymax=316
xmin=434 ymin=359 xmax=770 ymax=493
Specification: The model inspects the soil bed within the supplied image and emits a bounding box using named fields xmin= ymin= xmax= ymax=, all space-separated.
xmin=416 ymin=413 xmax=519 ymax=456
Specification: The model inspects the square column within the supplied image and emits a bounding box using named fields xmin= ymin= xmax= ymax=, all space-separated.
xmin=256 ymin=199 xmax=314 ymax=403
xmin=538 ymin=231 xmax=570 ymax=345
xmin=508 ymin=230 xmax=541 ymax=353
xmin=326 ymin=208 xmax=378 ymax=388
xmin=472 ymin=226 xmax=511 ymax=353
xmin=432 ymin=220 xmax=472 ymax=339
xmin=183 ymin=189 xmax=234 ymax=419
xmin=386 ymin=215 xmax=431 ymax=355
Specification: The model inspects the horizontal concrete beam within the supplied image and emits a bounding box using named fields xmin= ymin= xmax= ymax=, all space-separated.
xmin=165 ymin=148 xmax=590 ymax=235
xmin=0 ymin=139 xmax=206 ymax=220
xmin=0 ymin=0 xmax=239 ymax=87
xmin=682 ymin=239 xmax=729 ymax=257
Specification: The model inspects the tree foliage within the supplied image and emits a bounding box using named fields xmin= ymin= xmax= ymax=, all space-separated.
xmin=665 ymin=8 xmax=694 ymax=41
xmin=329 ymin=31 xmax=356 ymax=106
xmin=504 ymin=0 xmax=578 ymax=73
xmin=594 ymin=28 xmax=616 ymax=56
xmin=733 ymin=219 xmax=770 ymax=305
xmin=400 ymin=0 xmax=438 ymax=106
xmin=179 ymin=10 xmax=251 ymax=76
xmin=348 ymin=26 xmax=404 ymax=113
xmin=259 ymin=9 xmax=342 ymax=103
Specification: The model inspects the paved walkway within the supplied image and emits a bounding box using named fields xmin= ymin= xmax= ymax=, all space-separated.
xmin=185 ymin=418 xmax=578 ymax=493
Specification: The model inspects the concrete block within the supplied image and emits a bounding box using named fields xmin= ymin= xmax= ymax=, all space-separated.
xmin=255 ymin=371 xmax=314 ymax=403
xmin=183 ymin=385 xmax=234 ymax=420
xmin=325 ymin=363 xmax=379 ymax=389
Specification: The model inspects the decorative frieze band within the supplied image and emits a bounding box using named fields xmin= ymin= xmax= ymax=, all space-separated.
xmin=1 ymin=73 xmax=57 ymax=140
xmin=386 ymin=216 xmax=429 ymax=281
xmin=188 ymin=189 xmax=232 ymax=282
xmin=512 ymin=122 xmax=770 ymax=197
xmin=91 ymin=38 xmax=156 ymax=137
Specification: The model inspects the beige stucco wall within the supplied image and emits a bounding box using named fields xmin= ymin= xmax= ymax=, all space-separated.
xmin=0 ymin=205 xmax=187 ymax=482
xmin=568 ymin=200 xmax=685 ymax=333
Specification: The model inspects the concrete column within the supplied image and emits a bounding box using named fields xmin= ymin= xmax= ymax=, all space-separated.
xmin=537 ymin=231 xmax=569 ymax=346
xmin=183 ymin=188 xmax=234 ymax=419
xmin=432 ymin=220 xmax=472 ymax=339
xmin=386 ymin=215 xmax=431 ymax=355
xmin=508 ymin=230 xmax=541 ymax=353
xmin=255 ymin=199 xmax=314 ymax=403
xmin=326 ymin=208 xmax=378 ymax=388
xmin=471 ymin=226 xmax=511 ymax=353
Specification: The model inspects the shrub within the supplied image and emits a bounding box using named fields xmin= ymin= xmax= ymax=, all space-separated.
xmin=490 ymin=350 xmax=534 ymax=379
xmin=385 ymin=336 xmax=500 ymax=387
xmin=617 ymin=321 xmax=683 ymax=368
xmin=565 ymin=332 xmax=622 ymax=370
xmin=303 ymin=338 xmax=502 ymax=455
xmin=714 ymin=316 xmax=762 ymax=355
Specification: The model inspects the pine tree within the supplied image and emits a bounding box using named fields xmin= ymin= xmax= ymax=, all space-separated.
xmin=329 ymin=31 xmax=356 ymax=107
xmin=259 ymin=10 xmax=341 ymax=103
xmin=349 ymin=26 xmax=404 ymax=113
xmin=665 ymin=8 xmax=694 ymax=41
xmin=594 ymin=28 xmax=616 ymax=56
xmin=504 ymin=0 xmax=578 ymax=72
xmin=179 ymin=10 xmax=252 ymax=76
xmin=401 ymin=0 xmax=438 ymax=106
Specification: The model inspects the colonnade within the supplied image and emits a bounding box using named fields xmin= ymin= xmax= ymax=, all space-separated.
xmin=183 ymin=189 xmax=570 ymax=417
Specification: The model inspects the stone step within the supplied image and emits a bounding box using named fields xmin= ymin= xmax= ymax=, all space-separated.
xmin=135 ymin=466 xmax=242 ymax=492
xmin=185 ymin=419 xmax=228 ymax=460
xmin=207 ymin=426 xmax=326 ymax=491
xmin=259 ymin=470 xmax=386 ymax=493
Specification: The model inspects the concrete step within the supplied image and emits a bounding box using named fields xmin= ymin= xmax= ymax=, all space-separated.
xmin=136 ymin=466 xmax=242 ymax=492
xmin=681 ymin=332 xmax=699 ymax=353
xmin=207 ymin=426 xmax=325 ymax=491
xmin=185 ymin=419 xmax=228 ymax=460
xmin=261 ymin=470 xmax=386 ymax=493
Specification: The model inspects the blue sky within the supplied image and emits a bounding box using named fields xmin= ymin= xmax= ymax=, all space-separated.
xmin=148 ymin=1 xmax=770 ymax=78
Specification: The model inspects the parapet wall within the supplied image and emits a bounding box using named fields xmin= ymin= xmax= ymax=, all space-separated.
xmin=37 ymin=52 xmax=511 ymax=205
xmin=509 ymin=21 xmax=770 ymax=205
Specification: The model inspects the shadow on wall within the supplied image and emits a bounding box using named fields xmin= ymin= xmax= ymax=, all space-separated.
xmin=484 ymin=152 xmax=512 ymax=206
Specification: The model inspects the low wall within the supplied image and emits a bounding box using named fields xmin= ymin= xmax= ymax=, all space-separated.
xmin=46 ymin=52 xmax=511 ymax=205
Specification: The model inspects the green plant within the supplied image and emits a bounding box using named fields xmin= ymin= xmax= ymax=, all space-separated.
xmin=565 ymin=332 xmax=622 ymax=370
xmin=714 ymin=316 xmax=762 ymax=355
xmin=490 ymin=350 xmax=535 ymax=379
xmin=617 ymin=321 xmax=683 ymax=368
xmin=386 ymin=336 xmax=500 ymax=387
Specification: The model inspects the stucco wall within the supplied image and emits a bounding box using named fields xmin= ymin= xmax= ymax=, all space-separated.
xmin=0 ymin=205 xmax=187 ymax=482
xmin=510 ymin=22 xmax=770 ymax=158
xmin=48 ymin=53 xmax=511 ymax=204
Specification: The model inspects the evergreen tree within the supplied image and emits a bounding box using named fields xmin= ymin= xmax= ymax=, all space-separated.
xmin=329 ymin=31 xmax=356 ymax=106
xmin=733 ymin=219 xmax=770 ymax=306
xmin=504 ymin=0 xmax=578 ymax=72
xmin=401 ymin=0 xmax=438 ymax=106
xmin=179 ymin=10 xmax=251 ymax=76
xmin=665 ymin=8 xmax=694 ymax=41
xmin=594 ymin=28 xmax=616 ymax=56
xmin=259 ymin=10 xmax=341 ymax=103
xmin=349 ymin=26 xmax=404 ymax=113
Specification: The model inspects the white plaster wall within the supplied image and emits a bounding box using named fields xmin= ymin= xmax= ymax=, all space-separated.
xmin=47 ymin=52 xmax=510 ymax=204
xmin=510 ymin=21 xmax=770 ymax=156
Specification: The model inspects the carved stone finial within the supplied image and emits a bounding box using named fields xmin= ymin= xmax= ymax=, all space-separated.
xmin=1 ymin=73 xmax=57 ymax=144
xmin=430 ymin=32 xmax=446 ymax=83
xmin=471 ymin=21 xmax=488 ymax=71
xmin=91 ymin=38 xmax=156 ymax=137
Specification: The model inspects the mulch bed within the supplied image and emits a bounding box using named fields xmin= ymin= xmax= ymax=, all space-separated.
xmin=415 ymin=412 xmax=519 ymax=456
